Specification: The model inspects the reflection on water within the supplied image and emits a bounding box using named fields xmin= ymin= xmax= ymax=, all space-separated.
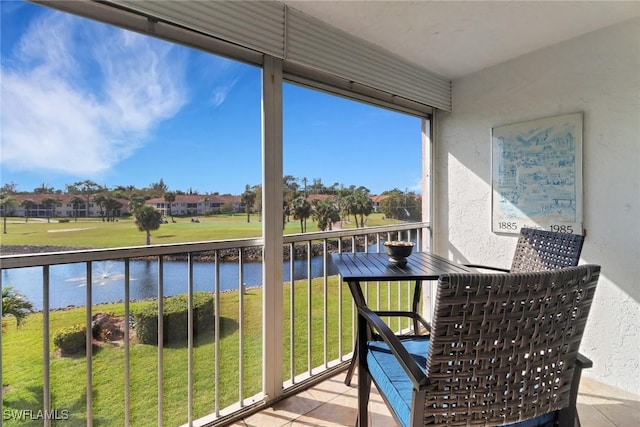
xmin=137 ymin=260 xmax=157 ymax=300
xmin=1 ymin=256 xmax=338 ymax=310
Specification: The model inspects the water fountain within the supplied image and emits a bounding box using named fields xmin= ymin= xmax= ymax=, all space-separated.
xmin=64 ymin=261 xmax=126 ymax=287
xmin=93 ymin=261 xmax=126 ymax=286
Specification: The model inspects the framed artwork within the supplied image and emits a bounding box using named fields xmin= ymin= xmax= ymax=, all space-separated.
xmin=491 ymin=113 xmax=583 ymax=234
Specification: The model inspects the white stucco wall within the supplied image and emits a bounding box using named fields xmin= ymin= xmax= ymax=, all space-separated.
xmin=435 ymin=18 xmax=640 ymax=394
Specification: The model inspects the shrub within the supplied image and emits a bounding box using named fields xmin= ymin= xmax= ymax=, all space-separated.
xmin=54 ymin=325 xmax=86 ymax=355
xmin=132 ymin=292 xmax=214 ymax=345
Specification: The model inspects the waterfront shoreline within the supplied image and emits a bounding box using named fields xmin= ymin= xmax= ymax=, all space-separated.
xmin=0 ymin=245 xmax=91 ymax=255
xmin=0 ymin=236 xmax=378 ymax=262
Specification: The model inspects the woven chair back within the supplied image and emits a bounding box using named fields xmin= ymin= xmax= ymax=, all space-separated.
xmin=425 ymin=265 xmax=600 ymax=425
xmin=510 ymin=228 xmax=584 ymax=273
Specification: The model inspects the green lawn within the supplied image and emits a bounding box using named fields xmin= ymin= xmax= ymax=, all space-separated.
xmin=2 ymin=276 xmax=413 ymax=426
xmin=1 ymin=211 xmax=411 ymax=425
xmin=0 ymin=213 xmax=398 ymax=248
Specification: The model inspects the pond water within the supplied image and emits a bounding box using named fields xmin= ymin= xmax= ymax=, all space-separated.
xmin=2 ymin=256 xmax=339 ymax=310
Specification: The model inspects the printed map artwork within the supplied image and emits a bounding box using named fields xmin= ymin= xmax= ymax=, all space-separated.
xmin=491 ymin=113 xmax=583 ymax=234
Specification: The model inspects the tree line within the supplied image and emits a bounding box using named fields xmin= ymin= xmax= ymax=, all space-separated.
xmin=241 ymin=175 xmax=421 ymax=233
xmin=0 ymin=177 xmax=421 ymax=237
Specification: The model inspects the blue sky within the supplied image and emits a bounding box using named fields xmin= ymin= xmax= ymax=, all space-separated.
xmin=1 ymin=1 xmax=422 ymax=196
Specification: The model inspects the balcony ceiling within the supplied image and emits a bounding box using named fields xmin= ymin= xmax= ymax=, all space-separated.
xmin=283 ymin=1 xmax=640 ymax=79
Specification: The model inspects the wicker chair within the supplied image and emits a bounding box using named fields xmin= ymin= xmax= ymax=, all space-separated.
xmin=355 ymin=265 xmax=600 ymax=427
xmin=466 ymin=227 xmax=585 ymax=273
xmin=344 ymin=228 xmax=585 ymax=386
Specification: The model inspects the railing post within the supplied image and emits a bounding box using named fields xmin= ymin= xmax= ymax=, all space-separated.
xmin=238 ymin=248 xmax=245 ymax=405
xmin=43 ymin=266 xmax=50 ymax=427
xmin=187 ymin=253 xmax=194 ymax=426
xmin=0 ymin=273 xmax=3 ymax=422
xmin=85 ymin=262 xmax=93 ymax=427
xmin=289 ymin=243 xmax=296 ymax=382
xmin=262 ymin=54 xmax=284 ymax=402
xmin=123 ymin=260 xmax=130 ymax=427
xmin=157 ymin=257 xmax=164 ymax=426
xmin=214 ymin=252 xmax=221 ymax=417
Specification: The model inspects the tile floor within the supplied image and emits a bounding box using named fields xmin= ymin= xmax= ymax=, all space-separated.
xmin=233 ymin=371 xmax=640 ymax=427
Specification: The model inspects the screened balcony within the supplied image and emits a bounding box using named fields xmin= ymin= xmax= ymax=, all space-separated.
xmin=2 ymin=1 xmax=638 ymax=426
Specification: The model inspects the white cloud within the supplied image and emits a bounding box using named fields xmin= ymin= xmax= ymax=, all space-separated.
xmin=0 ymin=10 xmax=187 ymax=176
xmin=210 ymin=76 xmax=240 ymax=108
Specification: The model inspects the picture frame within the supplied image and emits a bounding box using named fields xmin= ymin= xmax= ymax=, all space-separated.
xmin=491 ymin=113 xmax=583 ymax=234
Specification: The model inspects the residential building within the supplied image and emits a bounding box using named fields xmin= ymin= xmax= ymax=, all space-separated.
xmin=1 ymin=193 xmax=130 ymax=218
xmin=145 ymin=194 xmax=243 ymax=216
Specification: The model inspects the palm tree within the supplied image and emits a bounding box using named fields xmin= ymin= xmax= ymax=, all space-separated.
xmin=2 ymin=286 xmax=34 ymax=327
xmin=283 ymin=175 xmax=299 ymax=223
xmin=70 ymin=196 xmax=84 ymax=221
xmin=203 ymin=196 xmax=210 ymax=216
xmin=164 ymin=191 xmax=176 ymax=221
xmin=312 ymin=198 xmax=340 ymax=231
xmin=103 ymin=197 xmax=123 ymax=221
xmin=33 ymin=183 xmax=54 ymax=193
xmin=252 ymin=185 xmax=263 ymax=222
xmin=337 ymin=186 xmax=356 ymax=227
xmin=1 ymin=194 xmax=17 ymax=233
xmin=241 ymin=184 xmax=256 ymax=223
xmin=292 ymin=195 xmax=311 ymax=233
xmin=21 ymin=199 xmax=35 ymax=223
xmin=352 ymin=186 xmax=373 ymax=227
xmin=148 ymin=179 xmax=169 ymax=198
xmin=93 ymin=193 xmax=107 ymax=221
xmin=134 ymin=205 xmax=163 ymax=245
xmin=41 ymin=197 xmax=57 ymax=223
xmin=0 ymin=182 xmax=18 ymax=194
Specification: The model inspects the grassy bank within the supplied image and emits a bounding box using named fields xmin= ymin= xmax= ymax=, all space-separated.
xmin=2 ymin=275 xmax=413 ymax=426
xmin=1 ymin=211 xmax=411 ymax=425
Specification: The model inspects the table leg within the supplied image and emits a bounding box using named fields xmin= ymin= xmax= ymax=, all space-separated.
xmin=411 ymin=280 xmax=422 ymax=333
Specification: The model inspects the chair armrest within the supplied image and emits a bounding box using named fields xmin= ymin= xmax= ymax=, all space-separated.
xmin=557 ymin=352 xmax=593 ymax=426
xmin=463 ymin=264 xmax=510 ymax=273
xmin=576 ymin=352 xmax=593 ymax=369
xmin=357 ymin=305 xmax=429 ymax=387
xmin=373 ymin=310 xmax=431 ymax=333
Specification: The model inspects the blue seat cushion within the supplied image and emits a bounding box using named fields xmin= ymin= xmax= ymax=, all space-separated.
xmin=366 ymin=337 xmax=557 ymax=427
xmin=366 ymin=337 xmax=430 ymax=427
